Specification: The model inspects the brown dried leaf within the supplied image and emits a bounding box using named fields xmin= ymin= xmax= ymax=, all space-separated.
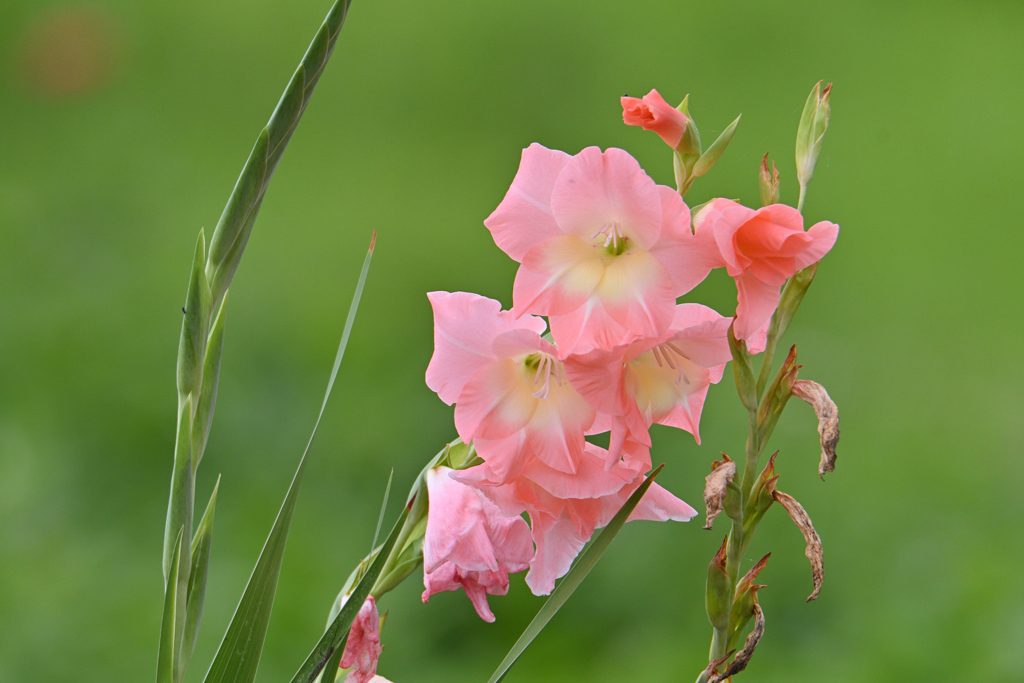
xmin=700 ymin=650 xmax=735 ymax=682
xmin=791 ymin=379 xmax=839 ymax=479
xmin=703 ymin=455 xmax=736 ymax=530
xmin=710 ymin=604 xmax=764 ymax=683
xmin=773 ymin=490 xmax=824 ymax=601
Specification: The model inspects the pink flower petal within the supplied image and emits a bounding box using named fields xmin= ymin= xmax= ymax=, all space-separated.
xmin=550 ymin=147 xmax=663 ymax=250
xmin=525 ymin=513 xmax=587 ymax=595
xmin=339 ymin=597 xmax=382 ymax=683
xmin=594 ymin=248 xmax=676 ymax=339
xmin=426 ymin=291 xmax=545 ymax=405
xmin=454 ymin=359 xmax=537 ymax=442
xmin=484 ymin=143 xmax=572 ymax=262
xmin=513 ymin=235 xmax=605 ymax=316
xmin=796 ymin=220 xmax=840 ymax=269
xmin=649 ymin=187 xmax=722 ymax=295
xmin=733 ymin=271 xmax=782 ymax=341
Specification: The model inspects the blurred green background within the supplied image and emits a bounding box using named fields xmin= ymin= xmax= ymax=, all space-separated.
xmin=2 ymin=0 xmax=1023 ymax=681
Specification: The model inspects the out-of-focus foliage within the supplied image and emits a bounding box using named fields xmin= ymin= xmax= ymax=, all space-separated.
xmin=0 ymin=1 xmax=1022 ymax=682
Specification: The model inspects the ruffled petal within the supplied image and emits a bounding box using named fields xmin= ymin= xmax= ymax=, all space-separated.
xmin=796 ymin=220 xmax=840 ymax=269
xmin=525 ymin=513 xmax=587 ymax=595
xmin=484 ymin=143 xmax=571 ymax=262
xmin=649 ymin=187 xmax=722 ymax=295
xmin=426 ymin=291 xmax=545 ymax=405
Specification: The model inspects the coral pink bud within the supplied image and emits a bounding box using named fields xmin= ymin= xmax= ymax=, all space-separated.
xmin=621 ymin=89 xmax=691 ymax=149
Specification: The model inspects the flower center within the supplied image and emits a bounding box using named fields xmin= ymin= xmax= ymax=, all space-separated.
xmin=637 ymin=342 xmax=693 ymax=385
xmin=591 ymin=221 xmax=630 ymax=256
xmin=523 ymin=351 xmax=565 ymax=399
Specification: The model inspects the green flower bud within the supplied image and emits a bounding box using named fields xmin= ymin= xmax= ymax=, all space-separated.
xmin=706 ymin=537 xmax=732 ymax=630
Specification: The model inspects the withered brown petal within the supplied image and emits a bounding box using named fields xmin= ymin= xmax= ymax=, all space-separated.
xmin=703 ymin=457 xmax=737 ymax=530
xmin=710 ymin=604 xmax=765 ymax=683
xmin=791 ymin=379 xmax=840 ymax=479
xmin=773 ymin=490 xmax=824 ymax=601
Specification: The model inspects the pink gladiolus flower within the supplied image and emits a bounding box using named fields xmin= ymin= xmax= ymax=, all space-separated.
xmin=564 ymin=304 xmax=733 ymax=465
xmin=422 ymin=467 xmax=534 ymax=622
xmin=695 ymin=200 xmax=839 ymax=340
xmin=620 ymin=89 xmax=690 ymax=148
xmin=484 ymin=144 xmax=719 ymax=355
xmin=425 ymin=291 xmax=596 ymax=481
xmin=456 ymin=443 xmax=697 ymax=595
xmin=339 ymin=596 xmax=382 ymax=683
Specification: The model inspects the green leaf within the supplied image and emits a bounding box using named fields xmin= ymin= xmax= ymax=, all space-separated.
xmin=163 ymin=397 xmax=195 ymax=583
xmin=486 ymin=465 xmax=665 ymax=683
xmin=157 ymin=528 xmax=186 ymax=683
xmin=692 ymin=114 xmax=741 ymax=179
xmin=182 ymin=477 xmax=221 ymax=673
xmin=288 ymin=504 xmax=410 ymax=683
xmin=205 ymin=0 xmax=355 ymax=306
xmin=192 ymin=295 xmax=228 ymax=470
xmin=202 ymin=234 xmax=374 ymax=683
xmin=178 ymin=230 xmax=212 ymax=398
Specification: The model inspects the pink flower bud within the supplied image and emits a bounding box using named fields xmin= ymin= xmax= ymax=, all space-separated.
xmin=621 ymin=89 xmax=691 ymax=149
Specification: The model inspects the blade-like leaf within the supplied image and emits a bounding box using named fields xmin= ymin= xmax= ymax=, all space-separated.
xmin=193 ymin=295 xmax=228 ymax=470
xmin=371 ymin=469 xmax=393 ymax=551
xmin=206 ymin=0 xmax=355 ymax=306
xmin=487 ymin=465 xmax=665 ymax=683
xmin=178 ymin=230 xmax=212 ymax=399
xmin=163 ymin=397 xmax=195 ymax=583
xmin=202 ymin=235 xmax=374 ymax=683
xmin=289 ymin=503 xmax=410 ymax=683
xmin=182 ymin=477 xmax=221 ymax=672
xmin=157 ymin=528 xmax=185 ymax=683
xmin=692 ymin=114 xmax=742 ymax=179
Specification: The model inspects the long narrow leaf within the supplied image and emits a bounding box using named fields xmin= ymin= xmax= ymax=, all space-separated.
xmin=487 ymin=465 xmax=665 ymax=683
xmin=182 ymin=477 xmax=221 ymax=671
xmin=202 ymin=236 xmax=375 ymax=683
xmin=157 ymin=529 xmax=185 ymax=683
xmin=289 ymin=503 xmax=410 ymax=683
xmin=206 ymin=0 xmax=355 ymax=305
xmin=371 ymin=469 xmax=393 ymax=551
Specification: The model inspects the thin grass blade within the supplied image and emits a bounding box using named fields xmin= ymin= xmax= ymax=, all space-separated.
xmin=371 ymin=468 xmax=393 ymax=551
xmin=157 ymin=529 xmax=185 ymax=683
xmin=486 ymin=465 xmax=665 ymax=683
xmin=201 ymin=234 xmax=374 ymax=683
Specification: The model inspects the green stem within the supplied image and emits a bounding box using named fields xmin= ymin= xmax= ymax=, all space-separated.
xmin=797 ymin=182 xmax=808 ymax=213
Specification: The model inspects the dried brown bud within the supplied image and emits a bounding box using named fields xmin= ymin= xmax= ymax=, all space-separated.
xmin=773 ymin=490 xmax=824 ymax=601
xmin=791 ymin=379 xmax=840 ymax=479
xmin=703 ymin=455 xmax=737 ymax=530
xmin=710 ymin=603 xmax=765 ymax=683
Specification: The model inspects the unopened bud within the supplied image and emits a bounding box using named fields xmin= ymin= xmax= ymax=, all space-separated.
xmin=795 ymin=81 xmax=832 ymax=194
xmin=757 ymin=346 xmax=801 ymax=443
xmin=759 ymin=154 xmax=780 ymax=206
xmin=705 ymin=537 xmax=732 ymax=630
xmin=728 ymin=325 xmax=758 ymax=411
xmin=729 ymin=553 xmax=769 ymax=648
